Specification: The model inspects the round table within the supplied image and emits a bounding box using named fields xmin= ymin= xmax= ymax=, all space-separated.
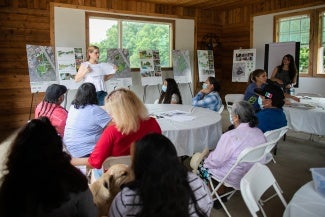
xmin=146 ymin=104 xmax=222 ymax=156
xmin=283 ymin=181 xmax=325 ymax=217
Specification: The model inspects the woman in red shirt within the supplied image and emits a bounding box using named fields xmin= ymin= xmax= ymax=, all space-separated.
xmin=72 ymin=88 xmax=162 ymax=169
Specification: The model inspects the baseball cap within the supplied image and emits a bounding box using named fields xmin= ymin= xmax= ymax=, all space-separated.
xmin=44 ymin=84 xmax=67 ymax=103
xmin=254 ymin=84 xmax=285 ymax=108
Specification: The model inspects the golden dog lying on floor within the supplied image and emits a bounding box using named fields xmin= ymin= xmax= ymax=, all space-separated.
xmin=90 ymin=164 xmax=133 ymax=217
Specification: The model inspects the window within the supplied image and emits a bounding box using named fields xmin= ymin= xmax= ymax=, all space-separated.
xmin=317 ymin=10 xmax=325 ymax=74
xmin=86 ymin=13 xmax=174 ymax=69
xmin=274 ymin=7 xmax=325 ymax=77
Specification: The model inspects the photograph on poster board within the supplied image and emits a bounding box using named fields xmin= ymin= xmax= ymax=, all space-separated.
xmin=197 ymin=50 xmax=215 ymax=82
xmin=26 ymin=44 xmax=57 ymax=93
xmin=56 ymin=47 xmax=84 ymax=89
xmin=139 ymin=50 xmax=162 ymax=85
xmin=106 ymin=48 xmax=132 ymax=87
xmin=232 ymin=49 xmax=256 ymax=82
xmin=172 ymin=50 xmax=192 ymax=83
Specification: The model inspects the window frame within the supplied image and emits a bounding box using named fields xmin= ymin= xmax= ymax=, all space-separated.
xmin=85 ymin=12 xmax=175 ymax=70
xmin=274 ymin=7 xmax=325 ymax=78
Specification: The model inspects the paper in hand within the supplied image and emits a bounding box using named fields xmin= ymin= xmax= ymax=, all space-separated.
xmin=100 ymin=63 xmax=117 ymax=75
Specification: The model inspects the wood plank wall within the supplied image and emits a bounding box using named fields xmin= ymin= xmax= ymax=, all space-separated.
xmin=0 ymin=0 xmax=323 ymax=140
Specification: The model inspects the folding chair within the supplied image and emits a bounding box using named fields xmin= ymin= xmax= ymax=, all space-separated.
xmin=240 ymin=163 xmax=287 ymax=217
xmin=264 ymin=126 xmax=288 ymax=163
xmin=224 ymin=94 xmax=245 ymax=112
xmin=208 ymin=141 xmax=276 ymax=217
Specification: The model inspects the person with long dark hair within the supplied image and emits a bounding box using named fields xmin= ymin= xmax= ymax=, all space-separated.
xmin=64 ymin=82 xmax=111 ymax=157
xmin=34 ymin=84 xmax=68 ymax=137
xmin=192 ymin=76 xmax=222 ymax=112
xmin=244 ymin=69 xmax=267 ymax=112
xmin=109 ymin=133 xmax=212 ymax=217
xmin=0 ymin=117 xmax=97 ymax=217
xmin=270 ymin=54 xmax=298 ymax=94
xmin=158 ymin=78 xmax=183 ymax=104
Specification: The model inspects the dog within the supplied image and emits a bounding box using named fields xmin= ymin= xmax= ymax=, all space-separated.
xmin=90 ymin=164 xmax=133 ymax=217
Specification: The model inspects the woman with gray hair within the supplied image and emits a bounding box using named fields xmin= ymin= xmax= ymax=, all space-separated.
xmin=195 ymin=101 xmax=267 ymax=195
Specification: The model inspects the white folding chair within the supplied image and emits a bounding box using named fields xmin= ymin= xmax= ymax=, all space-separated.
xmin=225 ymin=94 xmax=245 ymax=113
xmin=240 ymin=163 xmax=287 ymax=217
xmin=218 ymin=104 xmax=225 ymax=115
xmin=209 ymin=141 xmax=276 ymax=217
xmin=264 ymin=126 xmax=288 ymax=163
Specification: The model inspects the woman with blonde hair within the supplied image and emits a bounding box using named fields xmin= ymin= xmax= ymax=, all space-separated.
xmin=75 ymin=45 xmax=117 ymax=105
xmin=71 ymin=88 xmax=162 ymax=169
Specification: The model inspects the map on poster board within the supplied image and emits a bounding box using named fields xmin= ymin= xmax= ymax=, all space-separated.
xmin=139 ymin=50 xmax=162 ymax=85
xmin=172 ymin=50 xmax=192 ymax=83
xmin=106 ymin=49 xmax=132 ymax=88
xmin=197 ymin=50 xmax=215 ymax=82
xmin=232 ymin=49 xmax=256 ymax=82
xmin=26 ymin=44 xmax=57 ymax=93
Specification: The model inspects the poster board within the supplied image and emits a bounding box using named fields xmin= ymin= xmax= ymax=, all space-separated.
xmin=26 ymin=45 xmax=57 ymax=93
xmin=139 ymin=50 xmax=162 ymax=85
xmin=106 ymin=49 xmax=132 ymax=88
xmin=172 ymin=50 xmax=192 ymax=83
xmin=264 ymin=42 xmax=300 ymax=87
xmin=56 ymin=47 xmax=83 ymax=90
xmin=232 ymin=49 xmax=256 ymax=82
xmin=197 ymin=50 xmax=215 ymax=82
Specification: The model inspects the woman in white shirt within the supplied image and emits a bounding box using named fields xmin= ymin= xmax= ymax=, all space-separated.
xmin=75 ymin=45 xmax=117 ymax=105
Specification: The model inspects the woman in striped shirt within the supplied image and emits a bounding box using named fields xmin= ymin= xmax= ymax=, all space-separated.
xmin=109 ymin=133 xmax=213 ymax=217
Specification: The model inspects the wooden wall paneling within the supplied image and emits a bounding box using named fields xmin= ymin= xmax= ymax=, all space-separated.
xmin=0 ymin=0 xmax=324 ymax=138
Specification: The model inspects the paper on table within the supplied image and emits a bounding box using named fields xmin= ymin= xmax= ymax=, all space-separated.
xmin=286 ymin=103 xmax=315 ymax=110
xmin=154 ymin=110 xmax=194 ymax=122
xmin=164 ymin=115 xmax=195 ymax=122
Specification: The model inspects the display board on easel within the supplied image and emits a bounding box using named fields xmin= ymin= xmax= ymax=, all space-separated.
xmin=264 ymin=42 xmax=300 ymax=87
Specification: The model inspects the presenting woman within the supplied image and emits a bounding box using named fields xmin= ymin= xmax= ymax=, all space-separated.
xmin=75 ymin=45 xmax=117 ymax=105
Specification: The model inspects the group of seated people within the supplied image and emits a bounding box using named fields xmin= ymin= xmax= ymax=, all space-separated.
xmin=0 ymin=70 xmax=292 ymax=216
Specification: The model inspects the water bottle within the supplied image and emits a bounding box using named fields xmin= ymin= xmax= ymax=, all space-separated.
xmin=290 ymin=85 xmax=295 ymax=96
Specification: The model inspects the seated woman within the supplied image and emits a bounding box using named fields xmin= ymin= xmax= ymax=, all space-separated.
xmin=71 ymin=88 xmax=162 ymax=169
xmin=64 ymin=82 xmax=111 ymax=157
xmin=0 ymin=117 xmax=97 ymax=217
xmin=109 ymin=133 xmax=213 ymax=217
xmin=244 ymin=69 xmax=267 ymax=112
xmin=192 ymin=76 xmax=222 ymax=112
xmin=157 ymin=78 xmax=182 ymax=104
xmin=197 ymin=101 xmax=267 ymax=190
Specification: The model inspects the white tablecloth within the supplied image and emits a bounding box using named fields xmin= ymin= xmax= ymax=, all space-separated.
xmin=146 ymin=104 xmax=222 ymax=156
xmin=283 ymin=97 xmax=325 ymax=136
xmin=283 ymin=181 xmax=325 ymax=217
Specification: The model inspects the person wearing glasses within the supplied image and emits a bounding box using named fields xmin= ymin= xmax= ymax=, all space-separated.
xmin=75 ymin=45 xmax=117 ymax=106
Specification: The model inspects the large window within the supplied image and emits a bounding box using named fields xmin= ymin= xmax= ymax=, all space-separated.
xmin=274 ymin=7 xmax=325 ymax=77
xmin=86 ymin=13 xmax=174 ymax=69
